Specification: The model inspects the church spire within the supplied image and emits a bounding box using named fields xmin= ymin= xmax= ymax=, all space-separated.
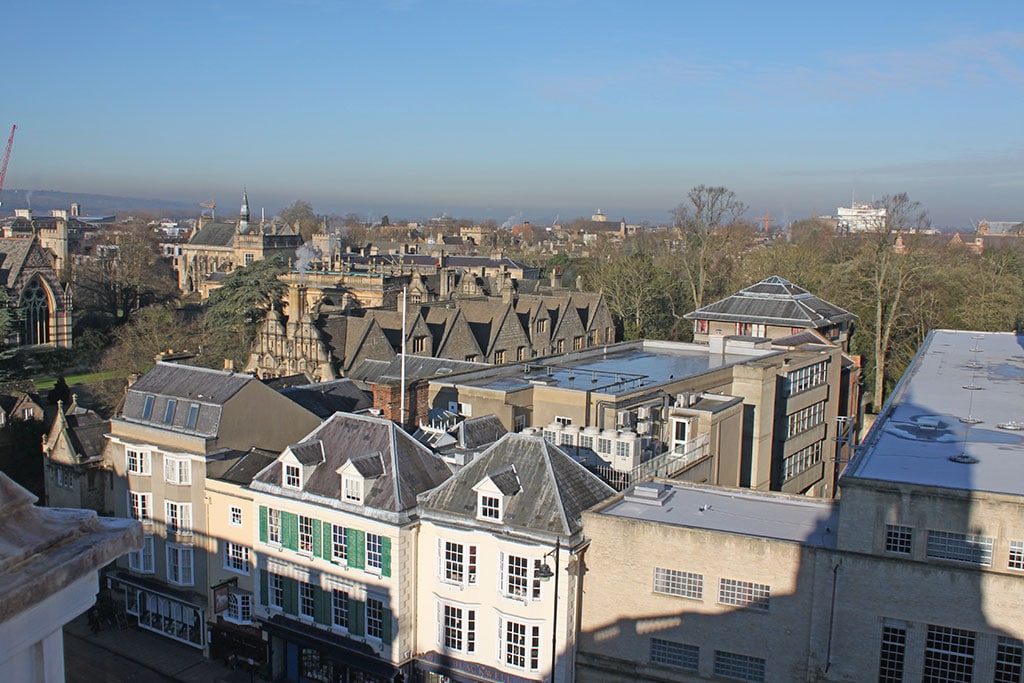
xmin=239 ymin=188 xmax=250 ymax=233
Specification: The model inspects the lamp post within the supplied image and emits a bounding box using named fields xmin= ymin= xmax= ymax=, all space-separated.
xmin=535 ymin=537 xmax=561 ymax=683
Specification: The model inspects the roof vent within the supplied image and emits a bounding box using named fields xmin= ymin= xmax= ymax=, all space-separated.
xmin=949 ymin=453 xmax=979 ymax=464
xmin=624 ymin=482 xmax=673 ymax=506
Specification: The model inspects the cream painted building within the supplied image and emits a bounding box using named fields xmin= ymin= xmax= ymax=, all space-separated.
xmin=248 ymin=412 xmax=452 ymax=683
xmin=413 ymin=433 xmax=615 ymax=683
xmin=575 ymin=329 xmax=1024 ymax=682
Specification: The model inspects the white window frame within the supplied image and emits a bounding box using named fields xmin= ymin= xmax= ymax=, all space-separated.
xmin=343 ymin=475 xmax=363 ymax=504
xmin=127 ymin=449 xmax=151 ymax=476
xmin=165 ymin=501 xmax=192 ymax=536
xmin=267 ymin=508 xmax=281 ymax=545
xmin=332 ymin=524 xmax=348 ymax=562
xmin=224 ymin=541 xmax=251 ymax=575
xmin=499 ymin=614 xmax=541 ymax=671
xmin=441 ymin=540 xmax=477 ymax=587
xmin=225 ymin=592 xmax=252 ymax=625
xmin=128 ymin=535 xmax=155 ymax=574
xmin=503 ymin=553 xmax=532 ymax=600
xmin=330 ymin=588 xmax=349 ymax=630
xmin=367 ymin=533 xmax=384 ymax=572
xmin=366 ymin=595 xmax=385 ymax=641
xmin=478 ymin=494 xmax=502 ymax=522
xmin=439 ymin=601 xmax=476 ymax=654
xmin=1009 ymin=540 xmax=1024 ymax=570
xmin=268 ymin=573 xmax=284 ymax=610
xmin=284 ymin=464 xmax=301 ymax=490
xmin=653 ymin=567 xmax=703 ymax=600
xmin=718 ymin=578 xmax=770 ymax=611
xmin=129 ymin=491 xmax=152 ymax=523
xmin=166 ymin=544 xmax=194 ymax=586
xmin=299 ymin=581 xmax=315 ymax=620
xmin=926 ymin=530 xmax=993 ymax=566
xmin=164 ymin=456 xmax=191 ymax=485
xmin=229 ymin=506 xmax=243 ymax=527
xmin=298 ymin=515 xmax=314 ymax=554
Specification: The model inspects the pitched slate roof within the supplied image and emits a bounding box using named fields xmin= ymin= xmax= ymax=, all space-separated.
xmin=252 ymin=412 xmax=451 ymax=513
xmin=0 ymin=238 xmax=35 ymax=288
xmin=278 ymin=379 xmax=372 ymax=417
xmin=684 ymin=275 xmax=856 ymax=329
xmin=211 ymin=448 xmax=280 ymax=485
xmin=418 ymin=433 xmax=615 ymax=536
xmin=188 ymin=221 xmax=236 ymax=247
xmin=121 ymin=362 xmax=255 ymax=437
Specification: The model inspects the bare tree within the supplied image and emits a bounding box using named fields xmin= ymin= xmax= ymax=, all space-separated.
xmin=860 ymin=193 xmax=930 ymax=411
xmin=670 ymin=185 xmax=749 ymax=310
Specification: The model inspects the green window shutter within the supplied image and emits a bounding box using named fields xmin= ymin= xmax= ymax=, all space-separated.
xmin=350 ymin=599 xmax=365 ymax=636
xmin=284 ymin=577 xmax=298 ymax=615
xmin=322 ymin=521 xmax=333 ymax=561
xmin=281 ymin=511 xmax=298 ymax=551
xmin=259 ymin=569 xmax=268 ymax=606
xmin=312 ymin=518 xmax=323 ymax=560
xmin=381 ymin=536 xmax=392 ymax=578
xmin=258 ymin=506 xmax=268 ymax=544
xmin=347 ymin=528 xmax=365 ymax=570
xmin=314 ymin=586 xmax=330 ymax=625
xmin=382 ymin=607 xmax=393 ymax=644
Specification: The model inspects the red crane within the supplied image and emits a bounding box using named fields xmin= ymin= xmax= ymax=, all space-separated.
xmin=0 ymin=124 xmax=16 ymax=208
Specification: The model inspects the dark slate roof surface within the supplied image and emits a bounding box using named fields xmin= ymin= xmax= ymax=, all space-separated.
xmin=253 ymin=413 xmax=451 ymax=512
xmin=279 ymin=379 xmax=372 ymax=417
xmin=188 ymin=222 xmax=236 ymax=247
xmin=211 ymin=449 xmax=280 ymax=484
xmin=0 ymin=238 xmax=34 ymax=288
xmin=419 ymin=433 xmax=615 ymax=536
xmin=684 ymin=275 xmax=856 ymax=329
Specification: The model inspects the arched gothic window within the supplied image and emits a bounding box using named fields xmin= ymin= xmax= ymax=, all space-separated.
xmin=21 ymin=278 xmax=51 ymax=345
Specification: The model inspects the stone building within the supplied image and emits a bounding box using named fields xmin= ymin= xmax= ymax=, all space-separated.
xmin=0 ymin=235 xmax=73 ymax=349
xmin=576 ymin=329 xmax=1024 ymax=682
xmin=42 ymin=397 xmax=110 ymax=513
xmin=245 ymin=284 xmax=614 ymax=384
xmin=176 ymin=191 xmax=302 ymax=296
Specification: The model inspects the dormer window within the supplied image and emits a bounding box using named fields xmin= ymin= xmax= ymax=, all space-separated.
xmin=284 ymin=464 xmax=301 ymax=490
xmin=479 ymin=495 xmax=501 ymax=521
xmin=343 ymin=476 xmax=363 ymax=504
xmin=473 ymin=464 xmax=520 ymax=524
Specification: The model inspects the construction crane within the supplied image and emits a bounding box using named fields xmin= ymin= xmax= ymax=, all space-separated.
xmin=0 ymin=124 xmax=17 ymax=209
xmin=200 ymin=198 xmax=216 ymax=220
xmin=755 ymin=211 xmax=775 ymax=234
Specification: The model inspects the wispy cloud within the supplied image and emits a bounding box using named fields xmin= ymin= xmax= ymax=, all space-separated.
xmin=536 ymin=31 xmax=1024 ymax=106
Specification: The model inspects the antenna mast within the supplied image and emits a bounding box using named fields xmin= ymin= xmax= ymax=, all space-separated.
xmin=0 ymin=125 xmax=18 ymax=208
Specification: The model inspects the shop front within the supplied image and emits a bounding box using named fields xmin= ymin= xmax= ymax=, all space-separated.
xmin=261 ymin=614 xmax=405 ymax=683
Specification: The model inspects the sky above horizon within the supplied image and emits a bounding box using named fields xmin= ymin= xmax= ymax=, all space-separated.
xmin=5 ymin=1 xmax=1023 ymax=229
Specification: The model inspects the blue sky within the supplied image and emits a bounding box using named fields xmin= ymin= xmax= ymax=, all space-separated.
xmin=5 ymin=1 xmax=1023 ymax=228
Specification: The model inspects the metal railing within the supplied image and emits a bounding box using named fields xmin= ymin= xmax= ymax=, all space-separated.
xmin=590 ymin=434 xmax=711 ymax=491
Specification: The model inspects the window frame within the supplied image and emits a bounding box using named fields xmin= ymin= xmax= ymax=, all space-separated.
xmin=166 ymin=544 xmax=194 ymax=587
xmin=653 ymin=567 xmax=703 ymax=600
xmin=129 ymin=491 xmax=152 ymax=523
xmin=127 ymin=449 xmax=151 ymax=476
xmin=165 ymin=500 xmax=192 ymax=536
xmin=224 ymin=541 xmax=251 ymax=575
xmin=164 ymin=456 xmax=191 ymax=485
xmin=284 ymin=464 xmax=302 ymax=490
xmin=128 ymin=535 xmax=155 ymax=574
xmin=718 ymin=578 xmax=770 ymax=611
xmin=366 ymin=533 xmax=384 ymax=572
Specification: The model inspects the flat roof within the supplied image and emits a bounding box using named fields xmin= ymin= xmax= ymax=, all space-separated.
xmin=844 ymin=330 xmax=1024 ymax=496
xmin=442 ymin=340 xmax=776 ymax=396
xmin=596 ymin=481 xmax=838 ymax=548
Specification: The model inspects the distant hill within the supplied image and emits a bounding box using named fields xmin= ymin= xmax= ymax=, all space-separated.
xmin=0 ymin=189 xmax=198 ymax=217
